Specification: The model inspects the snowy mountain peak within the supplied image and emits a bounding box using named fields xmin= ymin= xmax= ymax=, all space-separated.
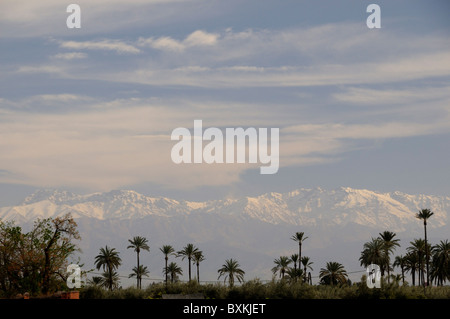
xmin=22 ymin=189 xmax=80 ymax=205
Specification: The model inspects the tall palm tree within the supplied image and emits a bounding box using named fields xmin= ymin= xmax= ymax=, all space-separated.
xmin=160 ymin=245 xmax=175 ymax=286
xmin=192 ymin=250 xmax=205 ymax=284
xmin=177 ymin=243 xmax=199 ymax=282
xmin=416 ymin=208 xmax=434 ymax=286
xmin=301 ymin=256 xmax=314 ymax=282
xmin=271 ymin=256 xmax=291 ymax=279
xmin=129 ymin=265 xmax=150 ymax=287
xmin=379 ymin=231 xmax=400 ymax=283
xmin=319 ymin=261 xmax=348 ymax=286
xmin=291 ymin=232 xmax=308 ymax=263
xmin=127 ymin=236 xmax=150 ymax=289
xmin=165 ymin=262 xmax=183 ymax=283
xmin=217 ymin=258 xmax=245 ymax=287
xmin=94 ymin=246 xmax=122 ymax=291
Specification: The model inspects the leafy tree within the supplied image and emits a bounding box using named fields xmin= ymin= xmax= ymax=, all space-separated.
xmin=0 ymin=213 xmax=80 ymax=296
xmin=160 ymin=245 xmax=175 ymax=286
xmin=177 ymin=243 xmax=199 ymax=282
xmin=218 ymin=258 xmax=245 ymax=287
xmin=94 ymin=246 xmax=122 ymax=291
xmin=127 ymin=236 xmax=150 ymax=289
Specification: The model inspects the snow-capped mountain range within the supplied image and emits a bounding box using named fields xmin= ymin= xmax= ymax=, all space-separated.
xmin=1 ymin=187 xmax=448 ymax=283
xmin=1 ymin=187 xmax=448 ymax=232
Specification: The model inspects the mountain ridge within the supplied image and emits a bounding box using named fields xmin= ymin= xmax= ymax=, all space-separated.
xmin=1 ymin=186 xmax=448 ymax=232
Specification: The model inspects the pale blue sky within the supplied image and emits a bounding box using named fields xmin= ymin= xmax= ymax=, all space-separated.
xmin=0 ymin=0 xmax=449 ymax=205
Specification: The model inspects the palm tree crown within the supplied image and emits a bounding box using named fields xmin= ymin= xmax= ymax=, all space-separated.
xmin=271 ymin=256 xmax=292 ymax=279
xmin=319 ymin=261 xmax=348 ymax=286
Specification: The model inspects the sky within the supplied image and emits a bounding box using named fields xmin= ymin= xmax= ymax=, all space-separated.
xmin=0 ymin=0 xmax=450 ymax=206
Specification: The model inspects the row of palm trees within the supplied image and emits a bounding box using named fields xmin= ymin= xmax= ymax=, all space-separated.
xmin=92 ymin=239 xmax=247 ymax=289
xmin=359 ymin=209 xmax=450 ymax=287
xmin=272 ymin=231 xmax=349 ymax=285
xmin=91 ymin=208 xmax=448 ymax=290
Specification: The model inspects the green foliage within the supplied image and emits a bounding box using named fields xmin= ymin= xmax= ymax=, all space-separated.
xmin=0 ymin=214 xmax=80 ymax=297
xmin=79 ymin=278 xmax=450 ymax=299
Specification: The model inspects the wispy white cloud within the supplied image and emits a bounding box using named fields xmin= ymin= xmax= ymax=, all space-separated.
xmin=52 ymin=52 xmax=88 ymax=60
xmin=138 ymin=30 xmax=219 ymax=52
xmin=60 ymin=40 xmax=141 ymax=54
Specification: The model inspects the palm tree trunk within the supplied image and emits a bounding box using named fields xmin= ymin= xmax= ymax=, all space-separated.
xmin=137 ymin=251 xmax=140 ymax=289
xmin=188 ymin=257 xmax=192 ymax=281
xmin=424 ymin=221 xmax=430 ymax=287
xmin=165 ymin=256 xmax=168 ymax=286
xmin=197 ymin=263 xmax=200 ymax=284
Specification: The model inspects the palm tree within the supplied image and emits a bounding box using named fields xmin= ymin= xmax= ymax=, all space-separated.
xmin=271 ymin=256 xmax=291 ymax=279
xmin=192 ymin=250 xmax=205 ymax=284
xmin=431 ymin=240 xmax=450 ymax=286
xmin=94 ymin=246 xmax=122 ymax=291
xmin=129 ymin=265 xmax=150 ymax=288
xmin=127 ymin=236 xmax=150 ymax=289
xmin=217 ymin=258 xmax=245 ymax=287
xmin=416 ymin=208 xmax=434 ymax=286
xmin=290 ymin=254 xmax=299 ymax=271
xmin=285 ymin=267 xmax=303 ymax=283
xmin=165 ymin=262 xmax=183 ymax=283
xmin=319 ymin=261 xmax=348 ymax=286
xmin=393 ymin=255 xmax=407 ymax=285
xmin=379 ymin=231 xmax=400 ymax=283
xmin=100 ymin=269 xmax=120 ymax=290
xmin=177 ymin=243 xmax=199 ymax=282
xmin=359 ymin=237 xmax=387 ymax=276
xmin=160 ymin=245 xmax=175 ymax=286
xmin=408 ymin=238 xmax=427 ymax=286
xmin=404 ymin=251 xmax=419 ymax=286
xmin=291 ymin=232 xmax=308 ymax=263
xmin=301 ymin=256 xmax=314 ymax=282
